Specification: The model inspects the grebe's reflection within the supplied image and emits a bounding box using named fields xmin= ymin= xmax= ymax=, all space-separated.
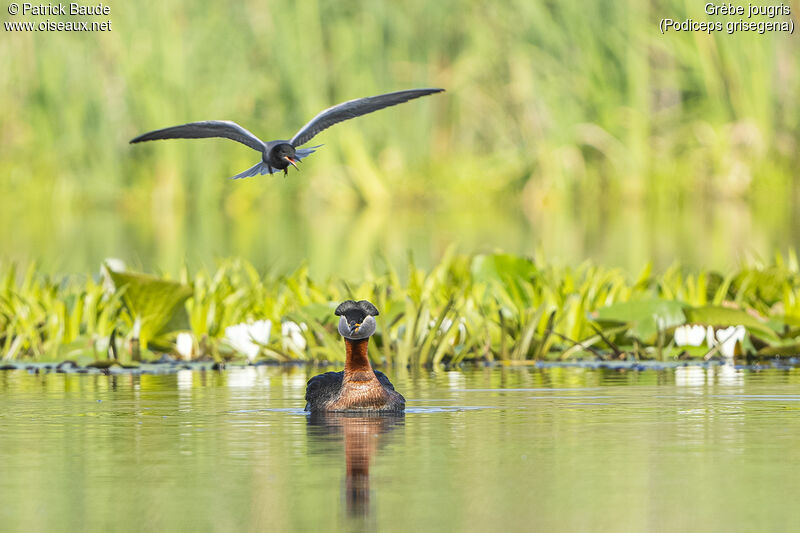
xmin=307 ymin=412 xmax=404 ymax=518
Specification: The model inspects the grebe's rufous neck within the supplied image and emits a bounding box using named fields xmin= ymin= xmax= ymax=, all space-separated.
xmin=130 ymin=88 xmax=444 ymax=179
xmin=304 ymin=300 xmax=405 ymax=412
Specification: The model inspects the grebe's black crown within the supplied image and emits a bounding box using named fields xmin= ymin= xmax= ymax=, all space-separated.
xmin=335 ymin=300 xmax=379 ymax=340
xmin=335 ymin=300 xmax=379 ymax=320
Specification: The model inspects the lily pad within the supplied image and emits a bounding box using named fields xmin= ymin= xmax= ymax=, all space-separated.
xmin=108 ymin=268 xmax=192 ymax=349
xmin=591 ymin=299 xmax=686 ymax=341
xmin=684 ymin=306 xmax=779 ymax=342
xmin=755 ymin=343 xmax=800 ymax=357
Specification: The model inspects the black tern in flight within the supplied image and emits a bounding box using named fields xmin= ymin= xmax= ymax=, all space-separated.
xmin=130 ymin=88 xmax=444 ymax=179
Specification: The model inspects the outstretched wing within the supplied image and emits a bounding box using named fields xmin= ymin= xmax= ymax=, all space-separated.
xmin=130 ymin=120 xmax=267 ymax=153
xmin=290 ymin=88 xmax=444 ymax=147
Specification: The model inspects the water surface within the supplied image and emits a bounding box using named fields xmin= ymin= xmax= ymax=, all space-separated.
xmin=2 ymin=365 xmax=800 ymax=532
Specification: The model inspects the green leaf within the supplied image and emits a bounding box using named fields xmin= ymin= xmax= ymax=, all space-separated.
xmin=732 ymin=267 xmax=792 ymax=305
xmin=108 ymin=268 xmax=193 ymax=348
xmin=294 ymin=302 xmax=335 ymax=323
xmin=756 ymin=343 xmax=800 ymax=357
xmin=684 ymin=306 xmax=779 ymax=342
xmin=471 ymin=253 xmax=537 ymax=283
xmin=591 ymin=299 xmax=686 ymax=341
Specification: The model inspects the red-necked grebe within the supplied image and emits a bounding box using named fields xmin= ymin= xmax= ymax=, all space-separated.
xmin=130 ymin=88 xmax=444 ymax=179
xmin=305 ymin=300 xmax=405 ymax=412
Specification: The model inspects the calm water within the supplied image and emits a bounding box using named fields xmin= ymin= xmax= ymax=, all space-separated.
xmin=2 ymin=365 xmax=800 ymax=532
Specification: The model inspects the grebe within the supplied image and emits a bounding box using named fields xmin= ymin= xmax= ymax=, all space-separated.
xmin=130 ymin=88 xmax=444 ymax=179
xmin=305 ymin=300 xmax=405 ymax=412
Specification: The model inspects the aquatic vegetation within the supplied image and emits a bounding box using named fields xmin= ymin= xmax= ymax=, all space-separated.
xmin=674 ymin=325 xmax=708 ymax=347
xmin=105 ymin=266 xmax=193 ymax=359
xmin=281 ymin=321 xmax=308 ymax=358
xmin=223 ymin=320 xmax=272 ymax=362
xmin=175 ymin=332 xmax=194 ymax=361
xmin=673 ymin=323 xmax=747 ymax=359
xmin=711 ymin=325 xmax=747 ymax=359
xmin=3 ymin=252 xmax=800 ymax=365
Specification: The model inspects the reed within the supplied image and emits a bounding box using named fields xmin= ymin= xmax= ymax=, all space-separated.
xmin=2 ymin=251 xmax=800 ymax=365
xmin=0 ymin=0 xmax=795 ymax=214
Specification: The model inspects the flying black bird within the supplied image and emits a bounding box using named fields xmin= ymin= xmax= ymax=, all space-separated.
xmin=130 ymin=88 xmax=444 ymax=179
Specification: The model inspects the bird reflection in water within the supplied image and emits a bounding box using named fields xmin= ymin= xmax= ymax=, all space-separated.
xmin=307 ymin=412 xmax=404 ymax=519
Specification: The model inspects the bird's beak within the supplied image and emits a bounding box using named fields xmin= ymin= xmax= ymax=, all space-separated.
xmin=349 ymin=322 xmax=361 ymax=334
xmin=284 ymin=156 xmax=299 ymax=170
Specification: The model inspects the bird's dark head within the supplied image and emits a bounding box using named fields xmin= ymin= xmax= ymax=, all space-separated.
xmin=335 ymin=300 xmax=379 ymax=340
xmin=271 ymin=143 xmax=299 ymax=170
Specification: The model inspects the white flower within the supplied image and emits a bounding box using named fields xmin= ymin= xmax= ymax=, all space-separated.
xmin=713 ymin=326 xmax=746 ymax=359
xmin=176 ymin=332 xmax=194 ymax=360
xmin=100 ymin=258 xmax=126 ymax=295
xmin=674 ymin=324 xmax=707 ymax=347
xmin=281 ymin=321 xmax=308 ymax=356
xmin=456 ymin=319 xmax=467 ymax=342
xmin=104 ymin=258 xmax=126 ymax=273
xmin=432 ymin=318 xmax=468 ymax=346
xmin=224 ymin=319 xmax=271 ymax=361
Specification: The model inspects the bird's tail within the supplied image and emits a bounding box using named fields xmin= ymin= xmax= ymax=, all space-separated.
xmin=230 ymin=146 xmax=322 ymax=179
xmin=230 ymin=161 xmax=282 ymax=180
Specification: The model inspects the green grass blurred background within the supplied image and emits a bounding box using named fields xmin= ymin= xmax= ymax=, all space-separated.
xmin=1 ymin=0 xmax=798 ymax=276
